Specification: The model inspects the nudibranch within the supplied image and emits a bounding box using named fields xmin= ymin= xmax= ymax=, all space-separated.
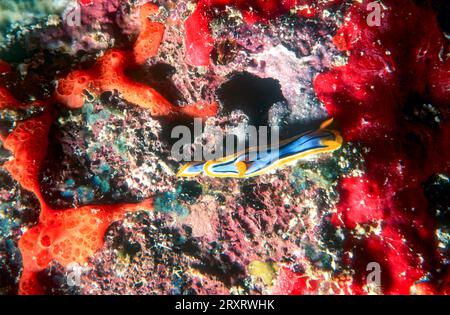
xmin=177 ymin=119 xmax=343 ymax=178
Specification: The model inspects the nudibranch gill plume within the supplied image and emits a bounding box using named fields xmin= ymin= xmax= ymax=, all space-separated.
xmin=177 ymin=119 xmax=343 ymax=178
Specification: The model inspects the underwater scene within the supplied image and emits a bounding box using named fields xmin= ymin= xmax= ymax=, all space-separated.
xmin=0 ymin=0 xmax=449 ymax=296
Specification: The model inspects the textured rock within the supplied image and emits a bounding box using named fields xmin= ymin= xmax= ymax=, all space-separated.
xmin=0 ymin=0 xmax=448 ymax=295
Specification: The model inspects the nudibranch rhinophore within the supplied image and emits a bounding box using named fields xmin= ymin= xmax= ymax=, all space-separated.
xmin=177 ymin=119 xmax=343 ymax=178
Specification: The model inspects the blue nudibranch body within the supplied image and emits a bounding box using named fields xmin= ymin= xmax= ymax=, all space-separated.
xmin=177 ymin=119 xmax=343 ymax=178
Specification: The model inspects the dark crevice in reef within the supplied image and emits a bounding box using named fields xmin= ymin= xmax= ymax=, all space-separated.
xmin=126 ymin=62 xmax=198 ymax=147
xmin=413 ymin=0 xmax=450 ymax=33
xmin=0 ymin=50 xmax=95 ymax=102
xmin=217 ymin=71 xmax=287 ymax=126
xmin=241 ymin=183 xmax=267 ymax=210
xmin=403 ymin=93 xmax=443 ymax=129
xmin=39 ymin=122 xmax=76 ymax=209
xmin=189 ymin=259 xmax=246 ymax=288
xmin=424 ymin=174 xmax=450 ymax=218
xmin=36 ymin=263 xmax=81 ymax=295
xmin=159 ymin=115 xmax=201 ymax=148
xmin=176 ymin=226 xmax=246 ymax=288
xmin=125 ymin=62 xmax=186 ymax=106
xmin=424 ymin=174 xmax=450 ymax=282
xmin=177 ymin=180 xmax=203 ymax=205
xmin=0 ymin=144 xmax=11 ymax=164
xmin=433 ymin=2 xmax=450 ymax=33
xmin=0 ymin=239 xmax=21 ymax=295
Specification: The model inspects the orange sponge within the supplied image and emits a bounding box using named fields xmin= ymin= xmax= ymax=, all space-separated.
xmin=2 ymin=108 xmax=54 ymax=198
xmin=54 ymin=70 xmax=93 ymax=109
xmin=18 ymin=199 xmax=153 ymax=295
xmin=54 ymin=3 xmax=217 ymax=118
xmin=2 ymin=105 xmax=154 ymax=295
xmin=133 ymin=2 xmax=165 ymax=65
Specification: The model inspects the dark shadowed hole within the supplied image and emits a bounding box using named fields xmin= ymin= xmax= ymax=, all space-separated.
xmin=177 ymin=181 xmax=203 ymax=205
xmin=39 ymin=123 xmax=73 ymax=209
xmin=0 ymin=144 xmax=11 ymax=164
xmin=217 ymin=71 xmax=287 ymax=126
xmin=0 ymin=171 xmax=14 ymax=191
xmin=423 ymin=174 xmax=450 ymax=218
xmin=147 ymin=63 xmax=176 ymax=80
xmin=36 ymin=263 xmax=81 ymax=295
xmin=125 ymin=62 xmax=185 ymax=106
xmin=0 ymin=119 xmax=14 ymax=137
xmin=430 ymin=0 xmax=450 ymax=33
xmin=0 ymin=239 xmax=22 ymax=294
xmin=190 ymin=260 xmax=246 ymax=287
xmin=241 ymin=183 xmax=266 ymax=210
xmin=413 ymin=1 xmax=449 ymax=32
xmin=403 ymin=93 xmax=442 ymax=129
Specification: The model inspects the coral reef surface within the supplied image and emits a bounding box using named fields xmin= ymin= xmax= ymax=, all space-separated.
xmin=0 ymin=0 xmax=448 ymax=295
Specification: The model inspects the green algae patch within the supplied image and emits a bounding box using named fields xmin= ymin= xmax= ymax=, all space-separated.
xmin=248 ymin=261 xmax=278 ymax=286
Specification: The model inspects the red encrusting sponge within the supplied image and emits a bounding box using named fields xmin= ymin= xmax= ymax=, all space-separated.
xmin=284 ymin=0 xmax=450 ymax=294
